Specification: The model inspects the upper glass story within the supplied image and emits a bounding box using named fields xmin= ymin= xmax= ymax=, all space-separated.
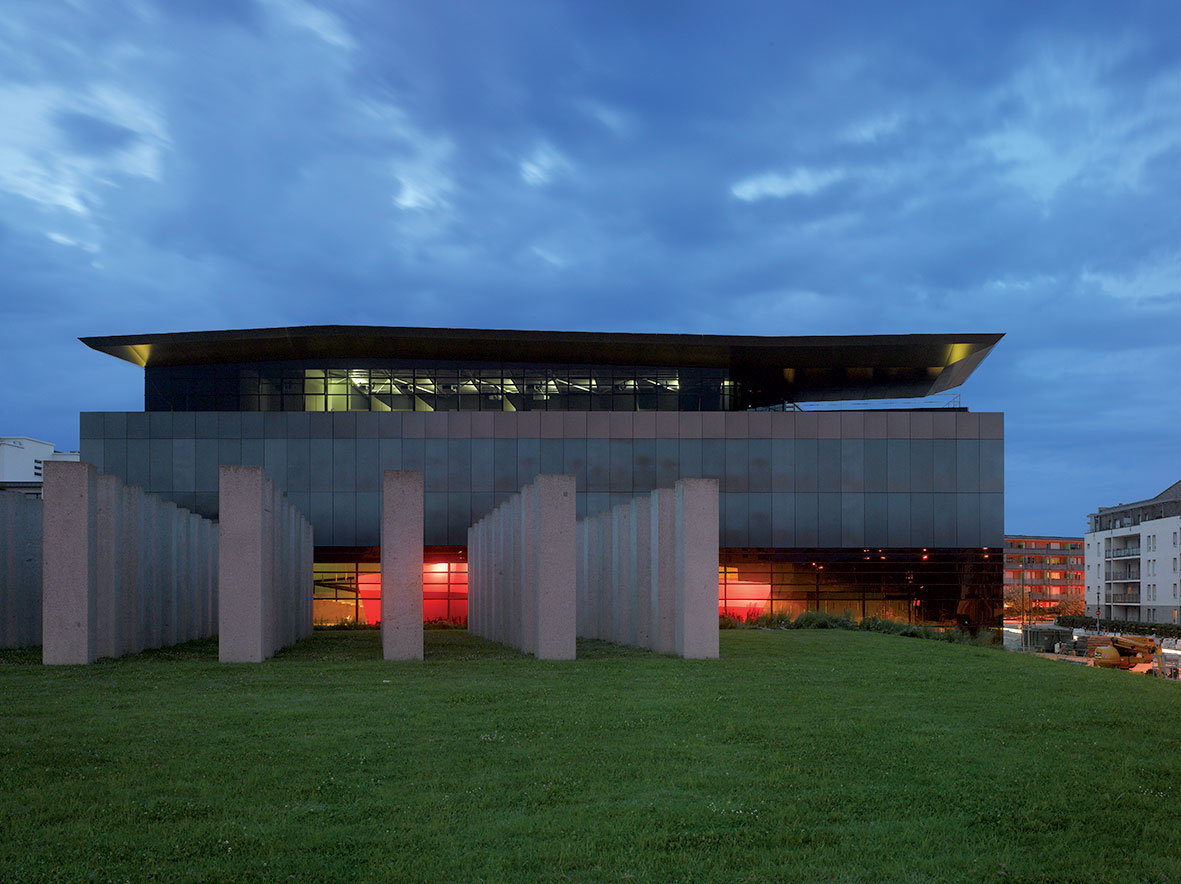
xmin=146 ymin=361 xmax=736 ymax=412
xmin=82 ymin=325 xmax=1005 ymax=414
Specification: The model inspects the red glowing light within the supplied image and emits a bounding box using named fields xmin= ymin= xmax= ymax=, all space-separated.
xmin=718 ymin=579 xmax=771 ymax=620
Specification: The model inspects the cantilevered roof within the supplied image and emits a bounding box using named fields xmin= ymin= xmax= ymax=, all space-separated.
xmin=80 ymin=326 xmax=1003 ymax=404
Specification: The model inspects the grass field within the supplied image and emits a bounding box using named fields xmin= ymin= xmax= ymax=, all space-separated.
xmin=2 ymin=629 xmax=1180 ymax=884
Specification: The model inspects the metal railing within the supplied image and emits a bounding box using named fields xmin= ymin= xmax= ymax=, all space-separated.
xmin=1106 ymin=547 xmax=1141 ymax=559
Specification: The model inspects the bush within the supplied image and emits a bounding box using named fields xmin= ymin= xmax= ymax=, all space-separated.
xmin=718 ymin=614 xmax=745 ymax=630
xmin=793 ymin=610 xmax=856 ymax=630
xmin=314 ymin=620 xmax=378 ymax=631
xmin=749 ymin=612 xmax=794 ymax=629
xmin=1055 ymin=615 xmax=1181 ymax=639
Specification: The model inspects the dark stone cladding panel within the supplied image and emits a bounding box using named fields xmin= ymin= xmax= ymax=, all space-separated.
xmin=78 ymin=411 xmax=1004 ymax=549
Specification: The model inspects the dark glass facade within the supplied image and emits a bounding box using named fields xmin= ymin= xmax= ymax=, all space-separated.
xmin=719 ymin=547 xmax=1000 ymax=628
xmin=146 ymin=361 xmax=738 ymax=413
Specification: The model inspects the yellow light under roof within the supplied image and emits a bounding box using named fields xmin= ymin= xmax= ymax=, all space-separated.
xmin=945 ymin=342 xmax=973 ymax=364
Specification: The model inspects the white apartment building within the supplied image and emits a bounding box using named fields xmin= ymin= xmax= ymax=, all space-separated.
xmin=1085 ymin=480 xmax=1181 ymax=625
xmin=0 ymin=437 xmax=80 ymax=498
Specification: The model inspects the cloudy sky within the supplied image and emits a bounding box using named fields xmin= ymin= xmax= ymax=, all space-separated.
xmin=2 ymin=0 xmax=1179 ymax=535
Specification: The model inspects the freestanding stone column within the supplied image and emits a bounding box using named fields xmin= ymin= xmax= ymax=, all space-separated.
xmin=533 ymin=474 xmax=576 ymax=660
xmin=520 ymin=483 xmax=537 ymax=655
xmin=630 ymin=495 xmax=652 ymax=649
xmin=466 ymin=477 xmax=575 ymax=659
xmin=219 ymin=465 xmax=312 ymax=663
xmin=649 ymin=487 xmax=677 ymax=655
xmin=597 ymin=510 xmax=613 ymax=641
xmin=219 ymin=466 xmax=269 ymax=663
xmin=611 ymin=503 xmax=634 ymax=645
xmin=382 ymin=470 xmax=424 ymax=661
xmin=675 ymin=478 xmax=720 ymax=659
xmin=94 ymin=473 xmax=123 ymax=661
xmin=42 ymin=462 xmax=99 ymax=664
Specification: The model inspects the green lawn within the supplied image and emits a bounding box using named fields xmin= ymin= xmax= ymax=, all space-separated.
xmin=2 ymin=629 xmax=1179 ymax=884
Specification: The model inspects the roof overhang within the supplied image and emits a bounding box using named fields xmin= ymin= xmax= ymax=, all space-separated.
xmin=80 ymin=325 xmax=1004 ymax=404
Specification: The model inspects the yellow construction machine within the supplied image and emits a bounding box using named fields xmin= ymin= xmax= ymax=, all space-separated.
xmin=1091 ymin=636 xmax=1161 ymax=673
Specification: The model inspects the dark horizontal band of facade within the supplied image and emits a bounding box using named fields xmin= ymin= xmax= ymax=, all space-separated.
xmin=80 ymin=410 xmax=1004 ymax=548
xmin=81 ymin=325 xmax=1003 ymax=405
xmin=83 ymin=407 xmax=1005 ymax=441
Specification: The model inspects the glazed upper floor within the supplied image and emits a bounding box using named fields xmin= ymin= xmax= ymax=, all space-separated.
xmin=81 ymin=325 xmax=1003 ymax=413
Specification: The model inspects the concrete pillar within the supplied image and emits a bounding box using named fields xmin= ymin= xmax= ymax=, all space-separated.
xmin=490 ymin=505 xmax=502 ymax=643
xmin=218 ymin=466 xmax=268 ymax=662
xmin=176 ymin=507 xmax=191 ymax=643
xmin=521 ymin=483 xmax=538 ymax=655
xmin=209 ymin=519 xmax=220 ymax=641
xmin=674 ymin=478 xmax=720 ymax=659
xmin=630 ymin=495 xmax=652 ymax=649
xmin=42 ymin=461 xmax=98 ymax=665
xmin=299 ymin=516 xmax=309 ymax=632
xmin=575 ymin=518 xmax=587 ymax=638
xmin=508 ymin=493 xmax=522 ymax=649
xmin=161 ymin=500 xmax=179 ymax=647
xmin=94 ymin=473 xmax=122 ymax=660
xmin=598 ymin=511 xmax=613 ymax=641
xmin=117 ymin=489 xmax=139 ymax=655
xmin=650 ymin=488 xmax=677 ymax=655
xmin=611 ymin=503 xmax=634 ymax=645
xmin=466 ymin=525 xmax=477 ymax=635
xmin=381 ymin=470 xmax=424 ymax=661
xmin=137 ymin=492 xmax=154 ymax=651
xmin=533 ymin=474 xmax=576 ymax=660
xmin=260 ymin=484 xmax=276 ymax=658
xmin=187 ymin=513 xmax=201 ymax=641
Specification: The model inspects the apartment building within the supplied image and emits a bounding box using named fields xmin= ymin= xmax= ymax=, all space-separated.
xmin=1085 ymin=481 xmax=1181 ymax=624
xmin=1003 ymin=535 xmax=1084 ymax=615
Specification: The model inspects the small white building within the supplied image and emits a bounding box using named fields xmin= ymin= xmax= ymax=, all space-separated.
xmin=0 ymin=437 xmax=80 ymax=498
xmin=1085 ymin=480 xmax=1181 ymax=625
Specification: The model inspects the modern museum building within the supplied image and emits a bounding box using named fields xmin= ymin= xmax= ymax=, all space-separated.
xmin=79 ymin=326 xmax=1004 ymax=629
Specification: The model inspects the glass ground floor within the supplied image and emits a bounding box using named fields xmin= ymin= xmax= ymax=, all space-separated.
xmin=313 ymin=546 xmax=1000 ymax=630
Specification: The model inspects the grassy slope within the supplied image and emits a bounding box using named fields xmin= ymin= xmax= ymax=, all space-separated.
xmin=1 ymin=630 xmax=1179 ymax=884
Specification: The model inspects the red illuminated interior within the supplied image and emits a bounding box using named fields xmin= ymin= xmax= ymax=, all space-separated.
xmin=313 ymin=552 xmax=468 ymax=626
xmin=718 ymin=579 xmax=771 ymax=620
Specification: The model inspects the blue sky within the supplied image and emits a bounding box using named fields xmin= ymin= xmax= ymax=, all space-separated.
xmin=2 ymin=0 xmax=1179 ymax=535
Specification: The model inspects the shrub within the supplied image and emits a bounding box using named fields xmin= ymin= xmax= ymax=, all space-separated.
xmin=793 ymin=610 xmax=849 ymax=630
xmin=314 ymin=620 xmax=377 ymax=631
xmin=1055 ymin=615 xmax=1181 ymax=639
xmin=749 ymin=612 xmax=794 ymax=629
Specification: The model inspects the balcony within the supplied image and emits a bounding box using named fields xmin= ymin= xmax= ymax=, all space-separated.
xmin=1105 ymin=547 xmax=1141 ymax=559
xmin=1109 ymin=593 xmax=1141 ymax=604
xmin=1106 ymin=576 xmax=1140 ymax=584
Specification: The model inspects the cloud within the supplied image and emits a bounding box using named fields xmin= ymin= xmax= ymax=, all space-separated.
xmin=729 ymin=168 xmax=845 ymax=202
xmin=519 ymin=142 xmax=570 ymax=186
xmin=0 ymin=81 xmax=167 ymax=221
xmin=1082 ymin=253 xmax=1181 ymax=307
xmin=843 ymin=112 xmax=904 ymax=144
xmin=976 ymin=39 xmax=1181 ymax=204
xmin=263 ymin=0 xmax=356 ymax=50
